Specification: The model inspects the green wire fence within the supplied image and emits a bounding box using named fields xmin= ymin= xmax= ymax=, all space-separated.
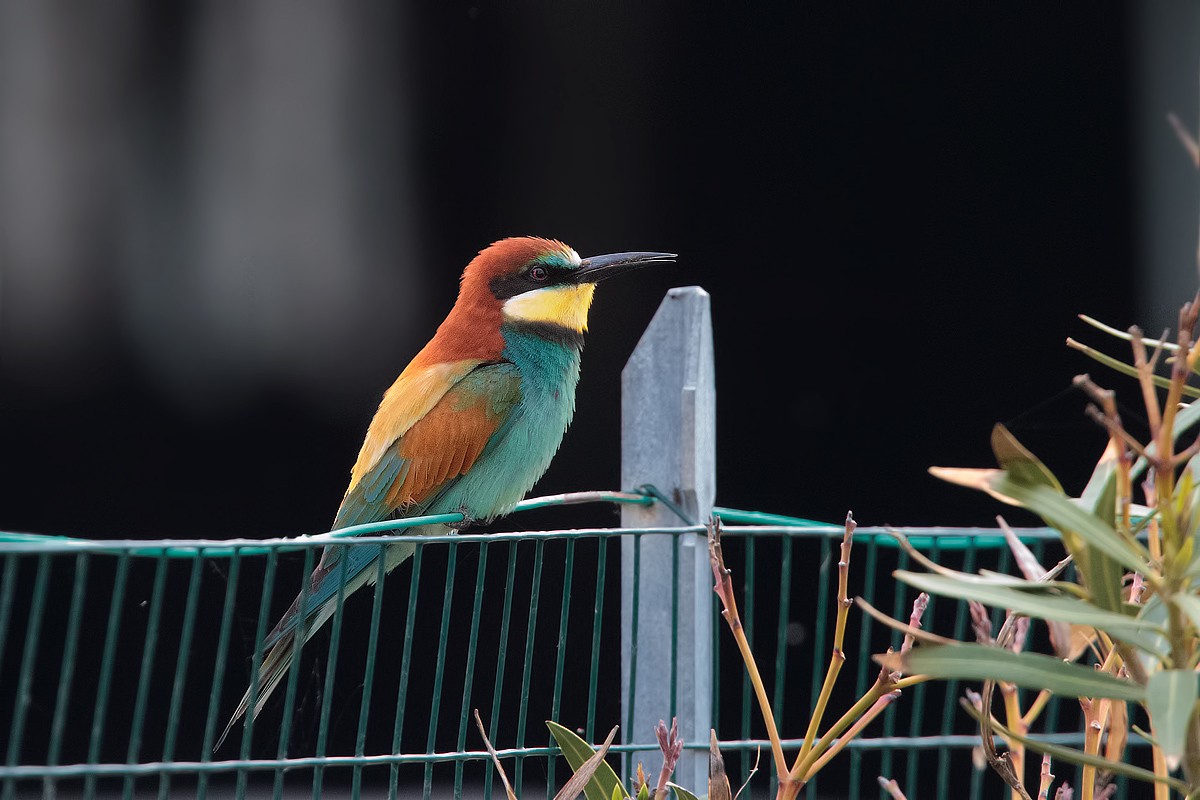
xmin=0 ymin=492 xmax=1132 ymax=800
xmin=0 ymin=290 xmax=1145 ymax=798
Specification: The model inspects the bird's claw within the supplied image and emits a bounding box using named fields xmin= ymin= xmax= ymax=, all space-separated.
xmin=449 ymin=505 xmax=476 ymax=532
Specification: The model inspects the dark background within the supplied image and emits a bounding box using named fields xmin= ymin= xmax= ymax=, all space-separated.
xmin=1 ymin=4 xmax=1159 ymax=536
xmin=0 ymin=2 xmax=1194 ymax=797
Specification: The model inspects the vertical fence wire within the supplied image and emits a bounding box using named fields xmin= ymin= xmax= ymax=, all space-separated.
xmin=351 ymin=548 xmax=392 ymax=800
xmin=934 ymin=543 xmax=978 ymax=800
xmin=122 ymin=553 xmax=170 ymax=800
xmin=273 ymin=546 xmax=317 ymax=800
xmin=772 ymin=534 xmax=793 ymax=754
xmin=423 ymin=542 xmax=459 ymax=799
xmin=197 ymin=549 xmax=243 ymax=800
xmin=388 ymin=545 xmax=424 ymax=800
xmin=84 ymin=552 xmax=131 ymax=800
xmin=0 ymin=523 xmax=1119 ymax=799
xmin=546 ymin=539 xmax=577 ymax=799
xmin=586 ymin=537 xmax=609 ymax=744
xmin=235 ymin=548 xmax=281 ymax=800
xmin=157 ymin=555 xmax=204 ymax=800
xmin=624 ymin=533 xmax=642 ymax=782
xmin=515 ymin=539 xmax=544 ymax=796
xmin=44 ymin=553 xmax=90 ymax=800
xmin=453 ymin=543 xmax=490 ymax=800
xmin=485 ymin=541 xmax=521 ymax=800
xmin=4 ymin=554 xmax=50 ymax=800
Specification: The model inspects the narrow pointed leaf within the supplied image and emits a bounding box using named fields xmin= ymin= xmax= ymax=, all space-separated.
xmin=1077 ymin=315 xmax=1179 ymax=352
xmin=894 ymin=571 xmax=1162 ymax=653
xmin=928 ymin=467 xmax=1022 ymax=506
xmin=961 ymin=698 xmax=1186 ymax=791
xmin=668 ymin=783 xmax=700 ymax=800
xmin=1075 ymin=454 xmax=1125 ymax=613
xmin=548 ymin=721 xmax=624 ymax=800
xmin=1066 ymin=339 xmax=1200 ymax=400
xmin=883 ymin=644 xmax=1144 ymax=702
xmin=1080 ymin=439 xmax=1121 ymax=512
xmin=1146 ymin=670 xmax=1199 ymax=771
xmin=989 ymin=473 xmax=1148 ymax=576
xmin=991 ymin=424 xmax=1064 ymax=492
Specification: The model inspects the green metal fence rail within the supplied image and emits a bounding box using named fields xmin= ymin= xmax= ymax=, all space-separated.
xmin=0 ymin=290 xmax=1141 ymax=799
xmin=0 ymin=491 xmax=1129 ymax=800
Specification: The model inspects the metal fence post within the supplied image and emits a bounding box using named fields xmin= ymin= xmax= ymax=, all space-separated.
xmin=621 ymin=286 xmax=715 ymax=792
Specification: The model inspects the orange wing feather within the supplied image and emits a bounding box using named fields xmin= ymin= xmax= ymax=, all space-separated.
xmin=335 ymin=363 xmax=521 ymax=527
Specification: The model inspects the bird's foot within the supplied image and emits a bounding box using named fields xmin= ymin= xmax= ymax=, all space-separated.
xmin=449 ymin=505 xmax=476 ymax=532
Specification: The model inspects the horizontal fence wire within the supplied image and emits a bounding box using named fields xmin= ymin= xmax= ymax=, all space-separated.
xmin=0 ymin=490 xmax=1126 ymax=799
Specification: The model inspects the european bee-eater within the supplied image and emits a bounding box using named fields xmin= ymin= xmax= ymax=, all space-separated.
xmin=217 ymin=236 xmax=674 ymax=748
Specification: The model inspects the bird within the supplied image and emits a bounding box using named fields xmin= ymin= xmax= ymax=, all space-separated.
xmin=216 ymin=236 xmax=675 ymax=749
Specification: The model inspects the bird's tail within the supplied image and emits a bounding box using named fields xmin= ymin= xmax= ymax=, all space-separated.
xmin=213 ymin=630 xmax=298 ymax=752
xmin=213 ymin=537 xmax=424 ymax=752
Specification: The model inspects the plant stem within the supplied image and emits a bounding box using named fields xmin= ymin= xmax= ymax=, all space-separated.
xmin=1003 ymin=681 xmax=1026 ymax=798
xmin=804 ymin=691 xmax=900 ymax=776
xmin=708 ymin=522 xmax=790 ymax=784
xmin=795 ymin=515 xmax=855 ymax=769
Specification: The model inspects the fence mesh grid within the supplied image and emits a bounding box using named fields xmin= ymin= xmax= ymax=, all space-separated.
xmin=0 ymin=493 xmax=1137 ymax=799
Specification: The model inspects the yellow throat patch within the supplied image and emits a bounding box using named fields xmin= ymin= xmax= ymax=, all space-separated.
xmin=502 ymin=284 xmax=596 ymax=332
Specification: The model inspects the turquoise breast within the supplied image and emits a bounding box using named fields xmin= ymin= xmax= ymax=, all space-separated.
xmin=428 ymin=323 xmax=583 ymax=520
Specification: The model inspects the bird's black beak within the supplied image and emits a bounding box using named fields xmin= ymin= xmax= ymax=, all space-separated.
xmin=574 ymin=251 xmax=676 ymax=283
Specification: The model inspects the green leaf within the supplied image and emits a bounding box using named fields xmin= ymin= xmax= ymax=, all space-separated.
xmin=547 ymin=721 xmax=625 ymax=800
xmin=891 ymin=644 xmax=1145 ymax=702
xmin=1068 ymin=339 xmax=1200 ymax=402
xmin=990 ymin=424 xmax=1064 ymax=492
xmin=611 ymin=786 xmax=625 ymax=800
xmin=1076 ymin=455 xmax=1125 ymax=613
xmin=668 ymin=783 xmax=700 ymax=800
xmin=1146 ymin=669 xmax=1198 ymax=771
xmin=893 ymin=571 xmax=1163 ymax=653
xmin=990 ymin=473 xmax=1149 ymax=576
xmin=961 ymin=697 xmax=1186 ymax=792
xmin=636 ymin=783 xmax=649 ymax=800
xmin=1172 ymin=593 xmax=1200 ymax=632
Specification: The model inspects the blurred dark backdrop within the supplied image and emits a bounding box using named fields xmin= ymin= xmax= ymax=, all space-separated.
xmin=1 ymin=1 xmax=1198 ymax=794
xmin=4 ymin=3 xmax=1179 ymax=537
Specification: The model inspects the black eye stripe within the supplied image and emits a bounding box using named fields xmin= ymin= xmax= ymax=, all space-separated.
xmin=489 ymin=263 xmax=575 ymax=300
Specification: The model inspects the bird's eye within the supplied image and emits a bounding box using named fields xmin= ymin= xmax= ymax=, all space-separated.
xmin=529 ymin=265 xmax=549 ymax=282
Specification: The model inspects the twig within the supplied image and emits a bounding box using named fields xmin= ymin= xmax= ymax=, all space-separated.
xmin=707 ymin=518 xmax=789 ymax=783
xmin=734 ymin=747 xmax=760 ymax=800
xmin=901 ymin=592 xmax=928 ymax=655
xmin=473 ymin=710 xmax=518 ymax=800
xmin=805 ymin=691 xmax=900 ymax=775
xmin=653 ymin=718 xmax=682 ymax=800
xmin=1080 ymin=697 xmax=1101 ymax=800
xmin=795 ymin=513 xmax=856 ymax=770
xmin=877 ymin=776 xmax=908 ymax=800
xmin=1130 ymin=327 xmax=1164 ymax=442
xmin=1038 ymin=754 xmax=1055 ymax=800
xmin=855 ymin=596 xmax=957 ymax=647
